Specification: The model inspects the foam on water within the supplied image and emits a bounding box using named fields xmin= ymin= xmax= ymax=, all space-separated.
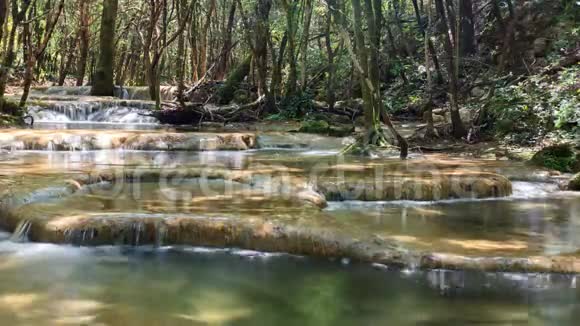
xmin=26 ymin=101 xmax=159 ymax=124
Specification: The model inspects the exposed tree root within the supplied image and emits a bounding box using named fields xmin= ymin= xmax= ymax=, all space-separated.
xmin=147 ymin=96 xmax=265 ymax=125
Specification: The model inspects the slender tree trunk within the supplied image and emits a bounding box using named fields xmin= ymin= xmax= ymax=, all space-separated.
xmin=424 ymin=0 xmax=435 ymax=137
xmin=198 ymin=0 xmax=216 ymax=78
xmin=58 ymin=34 xmax=79 ymax=86
xmin=176 ymin=0 xmax=187 ymax=100
xmin=255 ymin=0 xmax=274 ymax=112
xmin=299 ymin=0 xmax=313 ymax=91
xmin=76 ymin=0 xmax=90 ymax=86
xmin=283 ymin=0 xmax=298 ymax=96
xmin=0 ymin=0 xmax=7 ymax=42
xmin=0 ymin=0 xmax=32 ymax=99
xmin=435 ymin=0 xmax=466 ymax=138
xmin=215 ymin=1 xmax=236 ymax=80
xmin=91 ymin=0 xmax=118 ymax=96
xmin=460 ymin=0 xmax=475 ymax=55
xmin=271 ymin=32 xmax=288 ymax=98
xmin=20 ymin=22 xmax=34 ymax=107
xmin=325 ymin=0 xmax=336 ymax=109
xmin=412 ymin=0 xmax=444 ymax=84
xmin=20 ymin=0 xmax=64 ymax=107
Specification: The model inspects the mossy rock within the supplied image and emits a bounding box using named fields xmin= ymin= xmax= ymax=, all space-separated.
xmin=0 ymin=97 xmax=22 ymax=116
xmin=569 ymin=173 xmax=580 ymax=191
xmin=328 ymin=125 xmax=354 ymax=137
xmin=299 ymin=120 xmax=330 ymax=134
xmin=232 ymin=89 xmax=253 ymax=104
xmin=530 ymin=144 xmax=578 ymax=172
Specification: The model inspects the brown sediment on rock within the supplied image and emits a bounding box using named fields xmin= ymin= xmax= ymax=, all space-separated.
xmin=74 ymin=161 xmax=513 ymax=206
xmin=316 ymin=162 xmax=512 ymax=201
xmin=420 ymin=253 xmax=580 ymax=274
xmin=4 ymin=213 xmax=411 ymax=266
xmin=0 ymin=130 xmax=257 ymax=151
xmin=3 ymin=211 xmax=580 ymax=273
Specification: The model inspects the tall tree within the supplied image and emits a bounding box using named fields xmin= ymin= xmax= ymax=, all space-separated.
xmin=348 ymin=0 xmax=408 ymax=158
xmin=215 ymin=1 xmax=237 ymax=80
xmin=141 ymin=0 xmax=192 ymax=106
xmin=281 ymin=0 xmax=298 ymax=96
xmin=20 ymin=0 xmax=65 ymax=106
xmin=76 ymin=0 xmax=91 ymax=86
xmin=253 ymin=0 xmax=275 ymax=111
xmin=0 ymin=0 xmax=33 ymax=100
xmin=435 ymin=0 xmax=467 ymax=138
xmin=460 ymin=0 xmax=475 ymax=55
xmin=299 ymin=0 xmax=313 ymax=91
xmin=91 ymin=0 xmax=119 ymax=96
xmin=0 ymin=0 xmax=7 ymax=42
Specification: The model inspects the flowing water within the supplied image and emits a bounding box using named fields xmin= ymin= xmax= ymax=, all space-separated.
xmin=1 ymin=88 xmax=580 ymax=324
xmin=0 ymin=241 xmax=579 ymax=325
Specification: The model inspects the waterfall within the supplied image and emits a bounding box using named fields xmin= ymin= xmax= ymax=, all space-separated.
xmin=10 ymin=220 xmax=32 ymax=242
xmin=155 ymin=222 xmax=167 ymax=247
xmin=26 ymin=100 xmax=159 ymax=124
xmin=63 ymin=228 xmax=97 ymax=245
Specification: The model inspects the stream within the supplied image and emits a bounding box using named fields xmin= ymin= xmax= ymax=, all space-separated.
xmin=1 ymin=87 xmax=579 ymax=324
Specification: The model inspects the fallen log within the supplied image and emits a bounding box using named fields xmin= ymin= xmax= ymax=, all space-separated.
xmin=147 ymin=96 xmax=265 ymax=125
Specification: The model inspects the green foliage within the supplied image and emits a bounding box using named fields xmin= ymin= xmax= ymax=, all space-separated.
xmin=299 ymin=120 xmax=330 ymax=134
xmin=0 ymin=97 xmax=24 ymax=127
xmin=0 ymin=97 xmax=22 ymax=116
xmin=217 ymin=56 xmax=252 ymax=105
xmin=530 ymin=143 xmax=578 ymax=172
xmin=488 ymin=66 xmax=579 ymax=144
xmin=569 ymin=173 xmax=580 ymax=191
xmin=267 ymin=92 xmax=314 ymax=120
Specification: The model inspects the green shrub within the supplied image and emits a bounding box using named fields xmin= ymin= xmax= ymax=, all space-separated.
xmin=299 ymin=120 xmax=329 ymax=134
xmin=569 ymin=173 xmax=580 ymax=191
xmin=530 ymin=144 xmax=578 ymax=172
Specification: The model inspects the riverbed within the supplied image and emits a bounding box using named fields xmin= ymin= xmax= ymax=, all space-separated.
xmin=1 ymin=87 xmax=579 ymax=324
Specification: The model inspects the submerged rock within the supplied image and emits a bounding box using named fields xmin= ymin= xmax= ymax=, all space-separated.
xmin=314 ymin=162 xmax=513 ymax=201
xmin=299 ymin=120 xmax=330 ymax=134
xmin=2 ymin=209 xmax=580 ymax=273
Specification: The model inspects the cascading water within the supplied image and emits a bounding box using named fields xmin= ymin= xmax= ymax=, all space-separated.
xmin=10 ymin=220 xmax=32 ymax=242
xmin=26 ymin=100 xmax=159 ymax=124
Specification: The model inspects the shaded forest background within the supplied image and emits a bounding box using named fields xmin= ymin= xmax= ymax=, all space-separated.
xmin=0 ymin=0 xmax=578 ymax=154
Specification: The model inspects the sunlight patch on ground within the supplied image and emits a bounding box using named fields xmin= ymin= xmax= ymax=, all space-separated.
xmin=443 ymin=239 xmax=528 ymax=251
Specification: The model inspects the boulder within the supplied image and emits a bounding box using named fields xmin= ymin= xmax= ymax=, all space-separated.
xmin=530 ymin=144 xmax=578 ymax=172
xmin=568 ymin=173 xmax=580 ymax=191
xmin=298 ymin=120 xmax=330 ymax=134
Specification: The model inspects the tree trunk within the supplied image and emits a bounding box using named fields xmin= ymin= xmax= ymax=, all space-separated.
xmin=412 ymin=0 xmax=444 ymax=84
xmin=435 ymin=0 xmax=466 ymax=138
xmin=91 ymin=0 xmax=118 ymax=96
xmin=423 ymin=0 xmax=435 ymax=137
xmin=271 ymin=32 xmax=288 ymax=98
xmin=0 ymin=0 xmax=7 ymax=42
xmin=325 ymin=0 xmax=337 ymax=110
xmin=215 ymin=1 xmax=236 ymax=80
xmin=198 ymin=0 xmax=216 ymax=79
xmin=57 ymin=34 xmax=79 ymax=86
xmin=0 ymin=0 xmax=32 ymax=98
xmin=20 ymin=0 xmax=64 ymax=107
xmin=76 ymin=0 xmax=90 ymax=86
xmin=460 ymin=0 xmax=475 ymax=55
xmin=283 ymin=0 xmax=298 ymax=96
xmin=255 ymin=0 xmax=274 ymax=112
xmin=20 ymin=23 xmax=35 ymax=107
xmin=299 ymin=0 xmax=313 ymax=91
